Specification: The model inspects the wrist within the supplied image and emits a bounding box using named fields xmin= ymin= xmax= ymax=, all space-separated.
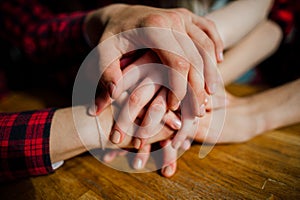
xmin=83 ymin=4 xmax=128 ymax=47
xmin=245 ymin=95 xmax=268 ymax=136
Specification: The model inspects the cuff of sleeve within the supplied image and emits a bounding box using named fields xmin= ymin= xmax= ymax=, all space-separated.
xmin=51 ymin=160 xmax=64 ymax=170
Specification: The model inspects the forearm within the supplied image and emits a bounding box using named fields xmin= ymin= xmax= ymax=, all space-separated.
xmin=84 ymin=4 xmax=127 ymax=47
xmin=206 ymin=0 xmax=274 ymax=49
xmin=50 ymin=105 xmax=110 ymax=163
xmin=219 ymin=20 xmax=282 ymax=85
xmin=249 ymin=79 xmax=300 ymax=134
xmin=50 ymin=104 xmax=174 ymax=163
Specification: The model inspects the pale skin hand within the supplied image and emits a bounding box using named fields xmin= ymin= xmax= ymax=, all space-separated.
xmin=90 ymin=15 xmax=282 ymax=149
xmin=103 ymin=79 xmax=300 ymax=177
xmin=84 ymin=3 xmax=224 ymax=118
xmin=92 ymin=0 xmax=279 ymax=176
xmin=105 ymin=50 xmax=197 ymax=150
xmin=100 ymin=12 xmax=284 ymax=179
xmin=91 ymin=0 xmax=275 ymax=148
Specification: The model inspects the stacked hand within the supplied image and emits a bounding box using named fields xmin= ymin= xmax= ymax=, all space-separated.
xmin=83 ymin=3 xmax=225 ymax=177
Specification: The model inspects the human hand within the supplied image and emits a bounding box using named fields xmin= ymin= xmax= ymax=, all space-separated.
xmin=87 ymin=51 xmax=183 ymax=149
xmin=103 ymin=50 xmax=199 ymax=151
xmin=101 ymin=138 xmax=192 ymax=177
xmin=84 ymin=3 xmax=224 ymax=117
xmin=193 ymin=92 xmax=261 ymax=144
xmin=101 ymin=91 xmax=262 ymax=177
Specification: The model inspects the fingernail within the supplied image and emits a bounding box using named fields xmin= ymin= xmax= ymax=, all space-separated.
xmin=172 ymin=141 xmax=181 ymax=150
xmin=111 ymin=130 xmax=121 ymax=144
xmin=182 ymin=140 xmax=191 ymax=151
xmin=199 ymin=104 xmax=206 ymax=116
xmin=88 ymin=104 xmax=97 ymax=116
xmin=210 ymin=83 xmax=217 ymax=94
xmin=172 ymin=119 xmax=182 ymax=130
xmin=108 ymin=82 xmax=116 ymax=98
xmin=170 ymin=101 xmax=180 ymax=111
xmin=133 ymin=138 xmax=141 ymax=149
xmin=103 ymin=152 xmax=115 ymax=163
xmin=204 ymin=98 xmax=208 ymax=104
xmin=163 ymin=166 xmax=173 ymax=177
xmin=219 ymin=52 xmax=224 ymax=61
xmin=134 ymin=158 xmax=143 ymax=170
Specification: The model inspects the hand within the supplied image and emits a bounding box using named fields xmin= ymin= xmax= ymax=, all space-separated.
xmin=194 ymin=92 xmax=261 ymax=144
xmin=105 ymin=50 xmax=199 ymax=150
xmin=101 ymin=91 xmax=262 ymax=177
xmin=101 ymin=138 xmax=191 ymax=177
xmin=84 ymin=3 xmax=224 ymax=117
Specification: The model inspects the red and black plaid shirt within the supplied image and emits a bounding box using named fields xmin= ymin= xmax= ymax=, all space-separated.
xmin=0 ymin=108 xmax=56 ymax=182
xmin=0 ymin=0 xmax=91 ymax=63
xmin=0 ymin=0 xmax=160 ymax=182
xmin=0 ymin=0 xmax=161 ymax=63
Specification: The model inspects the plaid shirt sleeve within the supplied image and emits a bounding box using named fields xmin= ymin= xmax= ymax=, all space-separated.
xmin=0 ymin=0 xmax=91 ymax=63
xmin=0 ymin=108 xmax=57 ymax=182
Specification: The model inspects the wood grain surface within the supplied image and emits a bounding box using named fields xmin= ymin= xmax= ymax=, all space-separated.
xmin=0 ymin=84 xmax=299 ymax=199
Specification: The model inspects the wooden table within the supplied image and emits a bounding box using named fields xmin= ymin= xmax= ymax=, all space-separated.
xmin=1 ymin=84 xmax=300 ymax=199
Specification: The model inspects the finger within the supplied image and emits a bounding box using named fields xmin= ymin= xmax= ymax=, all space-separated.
xmin=97 ymin=30 xmax=137 ymax=100
xmin=160 ymin=140 xmax=177 ymax=178
xmin=168 ymin=24 xmax=208 ymax=116
xmin=103 ymin=149 xmax=129 ymax=163
xmin=111 ymin=77 xmax=161 ymax=144
xmin=95 ymin=92 xmax=112 ymax=115
xmin=102 ymin=150 xmax=118 ymax=163
xmin=132 ymin=144 xmax=151 ymax=170
xmin=122 ymin=50 xmax=160 ymax=92
xmin=171 ymin=97 xmax=198 ymax=150
xmin=188 ymin=65 xmax=207 ymax=117
xmin=187 ymin=24 xmax=219 ymax=95
xmin=133 ymin=89 xmax=167 ymax=149
xmin=205 ymin=91 xmax=228 ymax=111
xmin=101 ymin=59 xmax=124 ymax=99
xmin=155 ymin=50 xmax=190 ymax=111
xmin=181 ymin=139 xmax=192 ymax=151
xmin=118 ymin=122 xmax=175 ymax=149
xmin=162 ymin=110 xmax=182 ymax=130
xmin=120 ymin=49 xmax=149 ymax=69
xmin=191 ymin=16 xmax=224 ymax=62
xmin=140 ymin=27 xmax=191 ymax=111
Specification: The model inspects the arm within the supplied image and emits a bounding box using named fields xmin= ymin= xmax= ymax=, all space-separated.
xmin=0 ymin=0 xmax=91 ymax=62
xmin=249 ymin=78 xmax=300 ymax=134
xmin=206 ymin=0 xmax=274 ymax=49
xmin=195 ymin=78 xmax=300 ymax=144
xmin=50 ymin=104 xmax=175 ymax=163
xmin=0 ymin=104 xmax=173 ymax=182
xmin=0 ymin=109 xmax=56 ymax=182
xmin=219 ymin=20 xmax=282 ymax=85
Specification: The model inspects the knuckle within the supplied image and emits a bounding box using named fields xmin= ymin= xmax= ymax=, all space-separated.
xmin=151 ymin=99 xmax=166 ymax=112
xmin=174 ymin=58 xmax=190 ymax=71
xmin=197 ymin=91 xmax=206 ymax=102
xmin=176 ymin=8 xmax=191 ymax=15
xmin=199 ymin=36 xmax=214 ymax=52
xmin=167 ymin=11 xmax=182 ymax=25
xmin=144 ymin=14 xmax=166 ymax=27
xmin=169 ymin=82 xmax=186 ymax=100
xmin=129 ymin=92 xmax=142 ymax=106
